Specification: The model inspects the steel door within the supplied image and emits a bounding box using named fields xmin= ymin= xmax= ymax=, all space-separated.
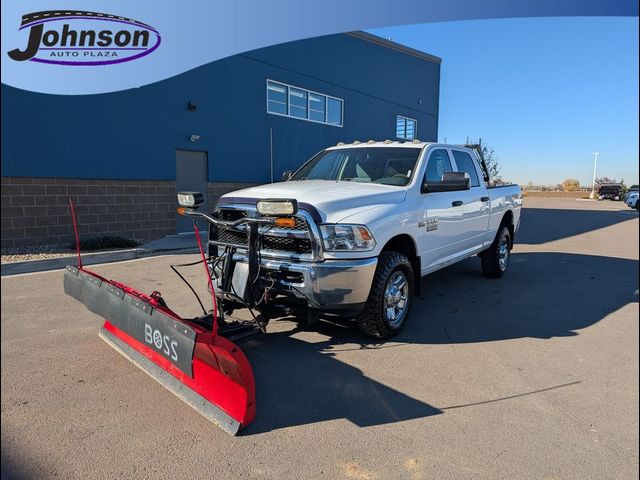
xmin=176 ymin=150 xmax=208 ymax=233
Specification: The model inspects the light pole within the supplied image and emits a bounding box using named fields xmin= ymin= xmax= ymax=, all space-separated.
xmin=590 ymin=152 xmax=600 ymax=199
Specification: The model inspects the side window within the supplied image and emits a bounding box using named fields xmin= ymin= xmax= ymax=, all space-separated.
xmin=452 ymin=150 xmax=480 ymax=187
xmin=424 ymin=149 xmax=453 ymax=183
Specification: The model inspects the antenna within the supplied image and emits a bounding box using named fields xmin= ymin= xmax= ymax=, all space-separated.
xmin=68 ymin=197 xmax=83 ymax=268
xmin=270 ymin=128 xmax=274 ymax=183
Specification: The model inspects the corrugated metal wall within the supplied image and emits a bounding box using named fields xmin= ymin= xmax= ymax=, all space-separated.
xmin=1 ymin=33 xmax=440 ymax=183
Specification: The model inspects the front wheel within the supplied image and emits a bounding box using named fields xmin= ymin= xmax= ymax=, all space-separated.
xmin=356 ymin=251 xmax=414 ymax=339
xmin=480 ymin=226 xmax=511 ymax=278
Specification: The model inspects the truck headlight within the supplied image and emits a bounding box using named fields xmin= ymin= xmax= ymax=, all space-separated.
xmin=320 ymin=225 xmax=376 ymax=251
xmin=177 ymin=192 xmax=204 ymax=208
xmin=256 ymin=199 xmax=298 ymax=216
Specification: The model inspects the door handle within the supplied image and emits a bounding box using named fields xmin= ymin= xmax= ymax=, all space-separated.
xmin=481 ymin=196 xmax=490 ymax=202
xmin=452 ymin=200 xmax=463 ymax=207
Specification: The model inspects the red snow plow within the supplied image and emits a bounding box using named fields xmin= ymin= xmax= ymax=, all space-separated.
xmin=63 ymin=193 xmax=302 ymax=434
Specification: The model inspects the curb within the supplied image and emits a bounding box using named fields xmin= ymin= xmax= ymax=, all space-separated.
xmin=1 ymin=247 xmax=199 ymax=276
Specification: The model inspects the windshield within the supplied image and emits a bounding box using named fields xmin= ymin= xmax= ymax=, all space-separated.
xmin=289 ymin=147 xmax=422 ymax=186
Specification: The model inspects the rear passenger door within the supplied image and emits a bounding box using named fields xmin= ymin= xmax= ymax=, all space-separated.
xmin=418 ymin=148 xmax=467 ymax=272
xmin=450 ymin=148 xmax=491 ymax=252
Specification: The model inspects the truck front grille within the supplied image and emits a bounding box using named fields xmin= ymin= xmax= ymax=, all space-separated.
xmin=211 ymin=206 xmax=313 ymax=255
xmin=217 ymin=228 xmax=248 ymax=246
xmin=262 ymin=236 xmax=312 ymax=254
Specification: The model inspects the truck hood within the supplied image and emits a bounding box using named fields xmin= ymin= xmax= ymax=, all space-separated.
xmin=219 ymin=180 xmax=407 ymax=223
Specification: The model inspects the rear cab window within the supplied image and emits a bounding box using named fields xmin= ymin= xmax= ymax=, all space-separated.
xmin=451 ymin=150 xmax=481 ymax=187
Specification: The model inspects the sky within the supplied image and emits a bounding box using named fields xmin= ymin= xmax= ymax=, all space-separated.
xmin=370 ymin=17 xmax=639 ymax=186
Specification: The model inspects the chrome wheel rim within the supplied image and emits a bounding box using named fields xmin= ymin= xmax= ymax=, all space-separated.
xmin=498 ymin=236 xmax=510 ymax=271
xmin=383 ymin=270 xmax=409 ymax=328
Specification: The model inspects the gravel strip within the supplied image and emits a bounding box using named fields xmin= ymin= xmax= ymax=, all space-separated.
xmin=1 ymin=245 xmax=130 ymax=264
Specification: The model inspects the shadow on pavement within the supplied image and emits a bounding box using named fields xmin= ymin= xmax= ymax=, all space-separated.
xmin=518 ymin=207 xmax=637 ymax=244
xmin=398 ymin=251 xmax=638 ymax=344
xmin=1 ymin=448 xmax=36 ymax=480
xmin=244 ymin=251 xmax=638 ymax=434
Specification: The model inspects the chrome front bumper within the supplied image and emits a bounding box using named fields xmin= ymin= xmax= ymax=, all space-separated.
xmin=231 ymin=253 xmax=378 ymax=310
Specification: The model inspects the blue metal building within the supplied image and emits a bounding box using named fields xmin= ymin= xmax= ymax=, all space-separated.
xmin=1 ymin=31 xmax=440 ymax=246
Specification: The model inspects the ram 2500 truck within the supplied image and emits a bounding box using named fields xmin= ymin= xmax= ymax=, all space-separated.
xmin=207 ymin=141 xmax=522 ymax=338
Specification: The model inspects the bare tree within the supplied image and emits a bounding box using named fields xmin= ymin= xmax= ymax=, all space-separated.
xmin=481 ymin=143 xmax=503 ymax=183
xmin=595 ymin=176 xmax=619 ymax=185
xmin=468 ymin=138 xmax=503 ymax=183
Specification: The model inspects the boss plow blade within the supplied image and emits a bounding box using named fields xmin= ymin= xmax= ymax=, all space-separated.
xmin=63 ymin=265 xmax=256 ymax=434
xmin=63 ymin=193 xmax=311 ymax=435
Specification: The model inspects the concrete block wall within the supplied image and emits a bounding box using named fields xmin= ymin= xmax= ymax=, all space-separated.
xmin=1 ymin=178 xmax=264 ymax=249
xmin=1 ymin=177 xmax=177 ymax=249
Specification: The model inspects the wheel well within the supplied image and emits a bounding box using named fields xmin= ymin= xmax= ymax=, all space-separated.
xmin=500 ymin=210 xmax=515 ymax=248
xmin=381 ymin=234 xmax=421 ymax=296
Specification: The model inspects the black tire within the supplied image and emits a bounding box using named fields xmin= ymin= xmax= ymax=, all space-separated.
xmin=635 ymin=201 xmax=639 ymax=210
xmin=480 ymin=226 xmax=511 ymax=278
xmin=356 ymin=251 xmax=414 ymax=339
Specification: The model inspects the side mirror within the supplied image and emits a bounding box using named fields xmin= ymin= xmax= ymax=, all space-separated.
xmin=423 ymin=172 xmax=470 ymax=193
xmin=177 ymin=191 xmax=204 ymax=209
xmin=281 ymin=170 xmax=293 ymax=182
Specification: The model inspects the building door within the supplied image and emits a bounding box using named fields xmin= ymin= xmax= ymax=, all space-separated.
xmin=176 ymin=150 xmax=208 ymax=234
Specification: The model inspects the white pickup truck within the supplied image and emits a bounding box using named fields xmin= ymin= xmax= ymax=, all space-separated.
xmin=205 ymin=141 xmax=522 ymax=338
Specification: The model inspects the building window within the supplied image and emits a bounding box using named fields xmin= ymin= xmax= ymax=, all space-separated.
xmin=396 ymin=115 xmax=417 ymax=140
xmin=327 ymin=97 xmax=343 ymax=126
xmin=309 ymin=93 xmax=326 ymax=122
xmin=267 ymin=81 xmax=288 ymax=115
xmin=267 ymin=79 xmax=343 ymax=127
xmin=289 ymin=87 xmax=308 ymax=119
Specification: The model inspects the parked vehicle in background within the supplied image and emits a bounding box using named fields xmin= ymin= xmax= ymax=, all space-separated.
xmin=626 ymin=191 xmax=639 ymax=210
xmin=625 ymin=184 xmax=639 ymax=200
xmin=598 ymin=183 xmax=623 ymax=200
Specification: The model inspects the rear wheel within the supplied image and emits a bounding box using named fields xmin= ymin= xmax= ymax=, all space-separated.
xmin=480 ymin=226 xmax=511 ymax=278
xmin=356 ymin=251 xmax=414 ymax=339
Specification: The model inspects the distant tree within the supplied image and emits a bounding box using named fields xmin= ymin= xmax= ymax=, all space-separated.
xmin=595 ymin=176 xmax=618 ymax=185
xmin=480 ymin=143 xmax=502 ymax=183
xmin=562 ymin=178 xmax=581 ymax=192
xmin=620 ymin=178 xmax=628 ymax=198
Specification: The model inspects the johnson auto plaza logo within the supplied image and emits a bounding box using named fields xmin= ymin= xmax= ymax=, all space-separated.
xmin=7 ymin=10 xmax=160 ymax=66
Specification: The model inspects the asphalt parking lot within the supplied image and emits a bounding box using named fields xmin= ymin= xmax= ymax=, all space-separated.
xmin=1 ymin=197 xmax=638 ymax=480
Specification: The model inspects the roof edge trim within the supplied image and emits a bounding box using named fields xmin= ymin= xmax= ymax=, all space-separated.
xmin=346 ymin=31 xmax=442 ymax=64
